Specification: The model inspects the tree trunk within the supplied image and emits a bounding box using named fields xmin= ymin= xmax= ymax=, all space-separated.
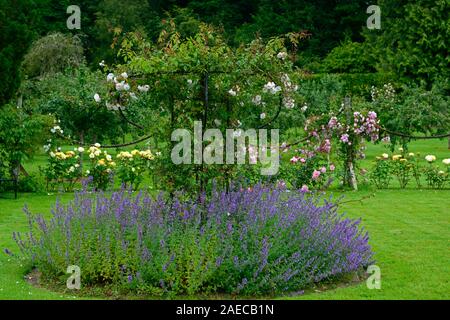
xmin=344 ymin=96 xmax=358 ymax=190
xmin=347 ymin=161 xmax=358 ymax=191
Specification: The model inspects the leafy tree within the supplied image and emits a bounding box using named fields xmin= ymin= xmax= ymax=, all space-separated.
xmin=321 ymin=40 xmax=376 ymax=74
xmin=0 ymin=0 xmax=36 ymax=105
xmin=22 ymin=33 xmax=85 ymax=78
xmin=0 ymin=104 xmax=52 ymax=175
xmin=364 ymin=0 xmax=449 ymax=85
xmin=107 ymin=22 xmax=307 ymax=192
xmin=91 ymin=0 xmax=161 ymax=64
xmin=370 ymin=80 xmax=450 ymax=148
xmin=22 ymin=65 xmax=125 ymax=144
xmin=232 ymin=0 xmax=368 ymax=55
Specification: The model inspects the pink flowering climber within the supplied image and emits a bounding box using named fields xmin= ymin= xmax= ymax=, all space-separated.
xmin=340 ymin=134 xmax=350 ymax=144
xmin=290 ymin=156 xmax=299 ymax=163
xmin=312 ymin=170 xmax=321 ymax=180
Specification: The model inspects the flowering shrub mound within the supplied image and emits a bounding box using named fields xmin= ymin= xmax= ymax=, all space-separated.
xmin=15 ymin=183 xmax=373 ymax=297
xmin=370 ymin=151 xmax=450 ymax=189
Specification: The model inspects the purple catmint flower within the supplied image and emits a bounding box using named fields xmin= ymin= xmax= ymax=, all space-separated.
xmin=13 ymin=181 xmax=373 ymax=296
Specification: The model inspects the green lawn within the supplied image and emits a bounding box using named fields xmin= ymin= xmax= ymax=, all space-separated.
xmin=287 ymin=189 xmax=450 ymax=299
xmin=0 ymin=139 xmax=449 ymax=299
xmin=0 ymin=193 xmax=79 ymax=299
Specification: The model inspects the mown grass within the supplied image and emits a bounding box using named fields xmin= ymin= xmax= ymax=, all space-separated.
xmin=286 ymin=189 xmax=450 ymax=299
xmin=0 ymin=139 xmax=449 ymax=299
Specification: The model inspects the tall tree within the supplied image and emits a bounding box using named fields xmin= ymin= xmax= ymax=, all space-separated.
xmin=91 ymin=0 xmax=161 ymax=64
xmin=0 ymin=0 xmax=36 ymax=105
xmin=364 ymin=0 xmax=449 ymax=85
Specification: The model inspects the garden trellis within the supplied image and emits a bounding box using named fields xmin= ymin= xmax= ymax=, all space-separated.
xmin=52 ymin=66 xmax=292 ymax=192
xmin=39 ymin=25 xmax=450 ymax=193
xmin=52 ymin=77 xmax=450 ymax=194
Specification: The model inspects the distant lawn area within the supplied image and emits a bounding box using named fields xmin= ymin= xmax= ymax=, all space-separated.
xmin=0 ymin=139 xmax=449 ymax=299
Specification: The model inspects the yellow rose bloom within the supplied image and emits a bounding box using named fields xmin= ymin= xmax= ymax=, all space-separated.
xmin=117 ymin=151 xmax=132 ymax=159
xmin=55 ymin=152 xmax=67 ymax=160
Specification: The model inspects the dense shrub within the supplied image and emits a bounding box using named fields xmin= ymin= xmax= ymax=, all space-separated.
xmin=21 ymin=33 xmax=85 ymax=78
xmin=321 ymin=41 xmax=375 ymax=74
xmin=369 ymin=152 xmax=450 ymax=189
xmin=371 ymin=80 xmax=450 ymax=148
xmin=17 ymin=173 xmax=45 ymax=193
xmin=14 ymin=183 xmax=373 ymax=297
xmin=0 ymin=104 xmax=52 ymax=177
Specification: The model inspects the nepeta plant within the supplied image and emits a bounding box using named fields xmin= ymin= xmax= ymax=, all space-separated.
xmin=14 ymin=182 xmax=373 ymax=297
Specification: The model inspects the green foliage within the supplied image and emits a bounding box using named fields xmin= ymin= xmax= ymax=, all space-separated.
xmin=0 ymin=0 xmax=36 ymax=105
xmin=424 ymin=163 xmax=449 ymax=189
xmin=296 ymin=74 xmax=344 ymax=115
xmin=42 ymin=150 xmax=82 ymax=191
xmin=371 ymin=80 xmax=450 ymax=147
xmin=91 ymin=0 xmax=161 ymax=64
xmin=233 ymin=0 xmax=368 ymax=56
xmin=300 ymin=73 xmax=398 ymax=105
xmin=115 ymin=23 xmax=306 ymax=192
xmin=23 ymin=65 xmax=125 ymax=143
xmin=390 ymin=158 xmax=413 ymax=189
xmin=17 ymin=173 xmax=45 ymax=193
xmin=115 ymin=150 xmax=156 ymax=189
xmin=22 ymin=33 xmax=85 ymax=78
xmin=0 ymin=104 xmax=52 ymax=173
xmin=364 ymin=0 xmax=450 ymax=85
xmin=337 ymin=73 xmax=398 ymax=97
xmin=321 ymin=41 xmax=375 ymax=74
xmin=279 ymin=159 xmax=334 ymax=190
xmin=369 ymin=152 xmax=449 ymax=190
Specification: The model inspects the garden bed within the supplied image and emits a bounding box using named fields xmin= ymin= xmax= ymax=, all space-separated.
xmin=24 ymin=266 xmax=370 ymax=299
xmin=11 ymin=183 xmax=374 ymax=298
